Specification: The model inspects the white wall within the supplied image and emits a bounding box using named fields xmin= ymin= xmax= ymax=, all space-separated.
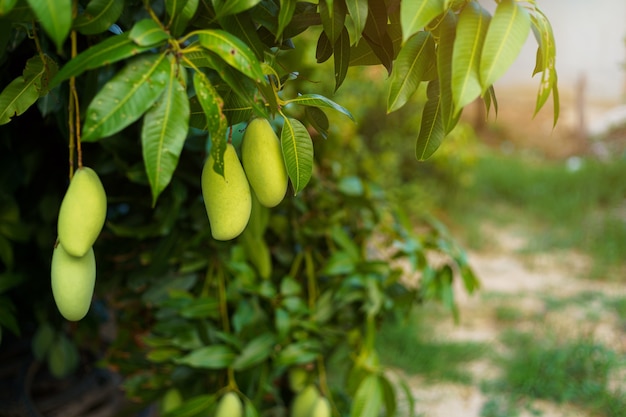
xmin=488 ymin=0 xmax=626 ymax=103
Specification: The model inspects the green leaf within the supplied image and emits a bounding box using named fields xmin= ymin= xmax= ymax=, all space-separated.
xmin=285 ymin=93 xmax=354 ymax=120
xmin=436 ymin=10 xmax=460 ymax=133
xmin=212 ymin=0 xmax=260 ymax=19
xmin=351 ymin=374 xmax=383 ymax=417
xmin=333 ymin=26 xmax=350 ymax=91
xmin=530 ymin=8 xmax=558 ymax=125
xmin=415 ymin=80 xmax=444 ymax=161
xmin=277 ymin=0 xmax=297 ymax=39
xmin=142 ymin=58 xmax=189 ymax=206
xmin=387 ymin=31 xmax=434 ymax=113
xmin=193 ymin=71 xmax=227 ymax=177
xmin=50 ymin=34 xmax=154 ymax=89
xmin=175 ymin=344 xmax=236 ymax=368
xmin=197 ymin=29 xmax=265 ymax=83
xmin=82 ymin=53 xmax=170 ymax=141
xmin=379 ymin=375 xmax=397 ymax=417
xmin=315 ymin=31 xmax=333 ymax=63
xmin=281 ymin=117 xmax=313 ymax=195
xmin=162 ymin=394 xmax=216 ymax=417
xmin=452 ymin=2 xmax=490 ymax=111
xmin=147 ymin=347 xmax=181 ymax=362
xmin=345 ymin=0 xmax=367 ymax=42
xmin=362 ymin=0 xmax=394 ymax=74
xmin=274 ymin=341 xmax=320 ymax=367
xmin=349 ymin=21 xmax=401 ymax=67
xmin=479 ymin=0 xmax=530 ymax=91
xmin=0 ymin=55 xmax=49 ymax=125
xmin=0 ymin=297 xmax=19 ymax=335
xmin=166 ymin=0 xmax=187 ymax=21
xmin=26 ymin=0 xmax=71 ymax=49
xmin=319 ymin=0 xmax=345 ymax=45
xmin=400 ymin=0 xmax=444 ymax=43
xmin=0 ymin=0 xmax=18 ymax=15
xmin=218 ymin=12 xmax=267 ymax=60
xmin=305 ymin=106 xmax=329 ymax=139
xmin=73 ymin=0 xmax=124 ymax=35
xmin=129 ymin=19 xmax=171 ymax=47
xmin=232 ymin=333 xmax=276 ymax=371
xmin=170 ymin=0 xmax=198 ymax=37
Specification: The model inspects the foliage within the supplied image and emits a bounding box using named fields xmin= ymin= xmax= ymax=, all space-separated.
xmin=487 ymin=331 xmax=626 ymax=417
xmin=0 ymin=0 xmax=558 ymax=415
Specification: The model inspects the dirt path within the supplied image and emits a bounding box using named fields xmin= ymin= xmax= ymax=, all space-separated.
xmin=404 ymin=225 xmax=626 ymax=417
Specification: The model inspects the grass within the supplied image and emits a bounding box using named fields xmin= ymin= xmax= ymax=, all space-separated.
xmin=442 ymin=151 xmax=626 ymax=276
xmin=377 ymin=308 xmax=489 ymax=384
xmin=485 ymin=330 xmax=626 ymax=417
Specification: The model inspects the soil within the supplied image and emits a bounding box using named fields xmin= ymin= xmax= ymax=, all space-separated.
xmin=401 ymin=221 xmax=626 ymax=417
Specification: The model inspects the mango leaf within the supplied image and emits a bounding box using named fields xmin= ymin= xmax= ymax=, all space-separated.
xmin=379 ymin=375 xmax=397 ymax=417
xmin=415 ymin=80 xmax=444 ymax=161
xmin=531 ymin=8 xmax=558 ymax=124
xmin=479 ymin=0 xmax=530 ymax=91
xmin=319 ymin=0 xmax=345 ymax=45
xmin=305 ymin=106 xmax=329 ymax=139
xmin=345 ymin=0 xmax=367 ymax=42
xmin=277 ymin=0 xmax=297 ymax=39
xmin=333 ymin=26 xmax=350 ymax=91
xmin=315 ymin=31 xmax=333 ymax=63
xmin=212 ymin=0 xmax=260 ymax=19
xmin=174 ymin=344 xmax=236 ymax=368
xmin=166 ymin=0 xmax=187 ymax=21
xmin=0 ymin=0 xmax=18 ymax=15
xmin=162 ymin=394 xmax=216 ymax=417
xmin=50 ymin=34 xmax=154 ymax=89
xmin=197 ymin=29 xmax=265 ymax=83
xmin=400 ymin=0 xmax=444 ymax=43
xmin=73 ymin=0 xmax=124 ymax=35
xmin=26 ymin=0 xmax=71 ymax=50
xmin=349 ymin=21 xmax=401 ymax=66
xmin=232 ymin=333 xmax=276 ymax=371
xmin=193 ymin=71 xmax=227 ymax=177
xmin=284 ymin=93 xmax=354 ymax=121
xmin=362 ymin=0 xmax=394 ymax=74
xmin=169 ymin=0 xmax=198 ymax=37
xmin=129 ymin=19 xmax=170 ymax=47
xmin=142 ymin=58 xmax=190 ymax=206
xmin=482 ymin=85 xmax=498 ymax=118
xmin=436 ymin=10 xmax=460 ymax=133
xmin=0 ymin=55 xmax=52 ymax=125
xmin=452 ymin=2 xmax=490 ymax=111
xmin=183 ymin=46 xmax=264 ymax=117
xmin=218 ymin=13 xmax=267 ymax=60
xmin=387 ymin=31 xmax=434 ymax=113
xmin=82 ymin=53 xmax=170 ymax=141
xmin=243 ymin=398 xmax=259 ymax=417
xmin=351 ymin=374 xmax=383 ymax=417
xmin=281 ymin=117 xmax=313 ymax=195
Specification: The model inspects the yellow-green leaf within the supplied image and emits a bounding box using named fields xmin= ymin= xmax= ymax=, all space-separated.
xmin=142 ymin=57 xmax=190 ymax=206
xmin=26 ymin=0 xmax=71 ymax=50
xmin=479 ymin=0 xmax=531 ymax=91
xmin=281 ymin=117 xmax=313 ymax=195
xmin=452 ymin=2 xmax=490 ymax=111
xmin=400 ymin=0 xmax=444 ymax=43
xmin=415 ymin=81 xmax=444 ymax=161
xmin=82 ymin=53 xmax=170 ymax=141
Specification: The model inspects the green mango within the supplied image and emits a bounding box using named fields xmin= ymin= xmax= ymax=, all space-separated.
xmin=288 ymin=367 xmax=309 ymax=393
xmin=202 ymin=143 xmax=251 ymax=240
xmin=215 ymin=391 xmax=242 ymax=417
xmin=57 ymin=167 xmax=107 ymax=257
xmin=161 ymin=387 xmax=183 ymax=414
xmin=242 ymin=118 xmax=288 ymax=207
xmin=291 ymin=384 xmax=320 ymax=417
xmin=311 ymin=397 xmax=331 ymax=417
xmin=51 ymin=243 xmax=95 ymax=321
xmin=240 ymin=228 xmax=272 ymax=279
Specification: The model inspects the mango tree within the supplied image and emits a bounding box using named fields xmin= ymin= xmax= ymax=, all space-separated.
xmin=0 ymin=0 xmax=558 ymax=416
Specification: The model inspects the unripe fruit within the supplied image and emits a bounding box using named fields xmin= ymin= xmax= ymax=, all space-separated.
xmin=215 ymin=392 xmax=242 ymax=417
xmin=311 ymin=397 xmax=331 ymax=417
xmin=288 ymin=367 xmax=309 ymax=393
xmin=242 ymin=118 xmax=288 ymax=207
xmin=202 ymin=144 xmax=251 ymax=240
xmin=57 ymin=167 xmax=107 ymax=257
xmin=51 ymin=243 xmax=96 ymax=321
xmin=161 ymin=388 xmax=183 ymax=414
xmin=291 ymin=384 xmax=320 ymax=417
